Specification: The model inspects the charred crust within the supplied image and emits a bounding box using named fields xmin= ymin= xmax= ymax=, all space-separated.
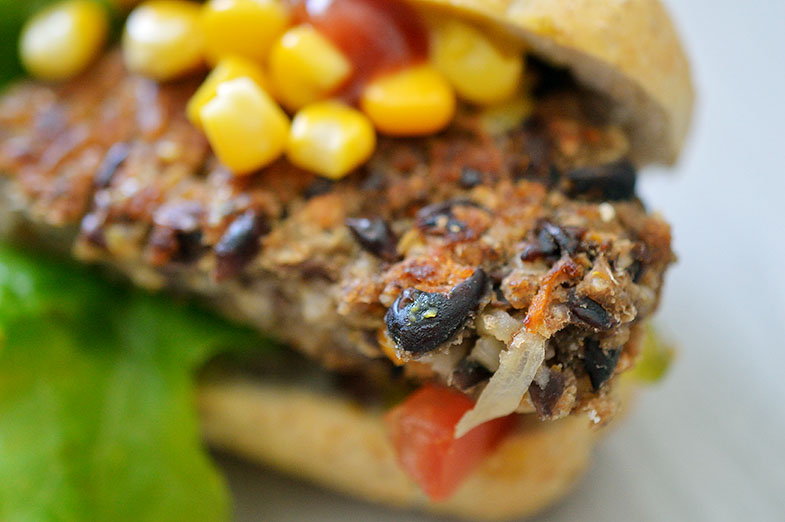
xmin=385 ymin=269 xmax=487 ymax=355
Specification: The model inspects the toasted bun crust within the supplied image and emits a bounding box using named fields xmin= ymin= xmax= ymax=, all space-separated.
xmin=198 ymin=379 xmax=635 ymax=521
xmin=414 ymin=0 xmax=694 ymax=165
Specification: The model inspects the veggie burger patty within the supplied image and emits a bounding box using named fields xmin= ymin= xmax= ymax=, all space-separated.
xmin=0 ymin=51 xmax=672 ymax=428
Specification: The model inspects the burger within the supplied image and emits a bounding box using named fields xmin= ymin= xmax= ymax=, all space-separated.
xmin=0 ymin=0 xmax=692 ymax=519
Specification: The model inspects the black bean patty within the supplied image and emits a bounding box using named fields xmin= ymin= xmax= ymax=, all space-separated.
xmin=0 ymin=52 xmax=674 ymax=422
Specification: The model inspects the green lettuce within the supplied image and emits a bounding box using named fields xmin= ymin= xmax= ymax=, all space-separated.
xmin=0 ymin=245 xmax=271 ymax=522
xmin=0 ymin=0 xmax=53 ymax=87
xmin=627 ymin=325 xmax=675 ymax=384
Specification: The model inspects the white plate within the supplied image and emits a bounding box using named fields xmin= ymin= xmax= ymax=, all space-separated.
xmin=222 ymin=1 xmax=785 ymax=520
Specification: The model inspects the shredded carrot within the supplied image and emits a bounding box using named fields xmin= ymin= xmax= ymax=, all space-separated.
xmin=524 ymin=258 xmax=581 ymax=333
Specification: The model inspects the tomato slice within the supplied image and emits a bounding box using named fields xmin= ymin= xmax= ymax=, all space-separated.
xmin=385 ymin=384 xmax=515 ymax=501
xmin=293 ymin=0 xmax=428 ymax=99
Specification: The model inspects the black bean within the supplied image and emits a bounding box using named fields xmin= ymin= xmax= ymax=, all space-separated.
xmin=417 ymin=200 xmax=484 ymax=221
xmin=565 ymin=160 xmax=637 ymax=201
xmin=214 ymin=210 xmax=268 ymax=280
xmin=416 ymin=200 xmax=487 ymax=241
xmin=345 ymin=217 xmax=400 ymax=262
xmin=521 ymin=221 xmax=582 ymax=262
xmin=175 ymin=231 xmax=204 ymax=263
xmin=80 ymin=211 xmax=107 ymax=247
xmin=542 ymin=221 xmax=580 ymax=256
xmin=459 ymin=167 xmax=483 ymax=188
xmin=302 ymin=178 xmax=334 ymax=199
xmin=582 ymin=339 xmax=621 ymax=390
xmin=628 ymin=243 xmax=648 ymax=283
xmin=521 ymin=229 xmax=559 ymax=261
xmin=452 ymin=359 xmax=493 ymax=390
xmin=385 ymin=269 xmax=487 ymax=355
xmin=529 ymin=368 xmax=567 ymax=419
xmin=568 ymin=293 xmax=617 ymax=330
xmin=94 ymin=143 xmax=129 ymax=188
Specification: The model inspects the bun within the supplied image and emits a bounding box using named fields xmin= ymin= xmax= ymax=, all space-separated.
xmin=198 ymin=378 xmax=636 ymax=520
xmin=414 ymin=0 xmax=694 ymax=165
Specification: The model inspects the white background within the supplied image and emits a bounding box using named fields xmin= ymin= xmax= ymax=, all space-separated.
xmin=221 ymin=1 xmax=785 ymax=520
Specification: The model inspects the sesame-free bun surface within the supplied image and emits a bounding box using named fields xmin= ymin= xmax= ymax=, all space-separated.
xmin=414 ymin=0 xmax=694 ymax=165
xmin=198 ymin=378 xmax=635 ymax=521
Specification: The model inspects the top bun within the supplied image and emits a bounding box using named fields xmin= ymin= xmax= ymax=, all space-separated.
xmin=414 ymin=0 xmax=694 ymax=165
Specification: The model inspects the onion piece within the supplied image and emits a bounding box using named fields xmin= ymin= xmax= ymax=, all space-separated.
xmin=469 ymin=336 xmax=504 ymax=372
xmin=454 ymin=330 xmax=546 ymax=438
xmin=476 ymin=309 xmax=522 ymax=344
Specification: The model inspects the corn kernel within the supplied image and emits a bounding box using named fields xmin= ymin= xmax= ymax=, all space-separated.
xmin=200 ymin=77 xmax=289 ymax=174
xmin=187 ymin=55 xmax=268 ymax=128
xmin=287 ymin=102 xmax=376 ymax=179
xmin=269 ymin=26 xmax=352 ymax=111
xmin=360 ymin=65 xmax=455 ymax=136
xmin=20 ymin=0 xmax=109 ymax=82
xmin=430 ymin=19 xmax=523 ymax=105
xmin=201 ymin=0 xmax=289 ymax=65
xmin=479 ymin=94 xmax=534 ymax=135
xmin=123 ymin=1 xmax=204 ymax=81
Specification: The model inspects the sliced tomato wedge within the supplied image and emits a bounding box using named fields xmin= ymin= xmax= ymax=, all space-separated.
xmin=385 ymin=384 xmax=515 ymax=501
xmin=293 ymin=0 xmax=428 ymax=99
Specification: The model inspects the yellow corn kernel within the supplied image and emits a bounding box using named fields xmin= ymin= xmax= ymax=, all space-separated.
xmin=201 ymin=0 xmax=289 ymax=65
xmin=200 ymin=77 xmax=289 ymax=174
xmin=123 ymin=1 xmax=204 ymax=81
xmin=287 ymin=102 xmax=376 ymax=179
xmin=187 ymin=55 xmax=268 ymax=128
xmin=431 ymin=19 xmax=523 ymax=105
xmin=269 ymin=26 xmax=352 ymax=111
xmin=479 ymin=94 xmax=534 ymax=135
xmin=20 ymin=0 xmax=109 ymax=82
xmin=360 ymin=65 xmax=455 ymax=136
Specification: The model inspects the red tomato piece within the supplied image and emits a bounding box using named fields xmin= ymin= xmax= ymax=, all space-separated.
xmin=293 ymin=0 xmax=428 ymax=99
xmin=385 ymin=384 xmax=515 ymax=501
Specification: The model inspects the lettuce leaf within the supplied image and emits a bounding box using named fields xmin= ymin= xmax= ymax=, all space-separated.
xmin=0 ymin=0 xmax=52 ymax=88
xmin=0 ymin=245 xmax=270 ymax=522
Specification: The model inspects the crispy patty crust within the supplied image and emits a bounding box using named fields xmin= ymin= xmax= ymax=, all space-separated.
xmin=0 ymin=52 xmax=673 ymax=422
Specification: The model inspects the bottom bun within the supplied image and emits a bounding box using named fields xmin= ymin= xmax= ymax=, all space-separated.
xmin=198 ymin=378 xmax=636 ymax=521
